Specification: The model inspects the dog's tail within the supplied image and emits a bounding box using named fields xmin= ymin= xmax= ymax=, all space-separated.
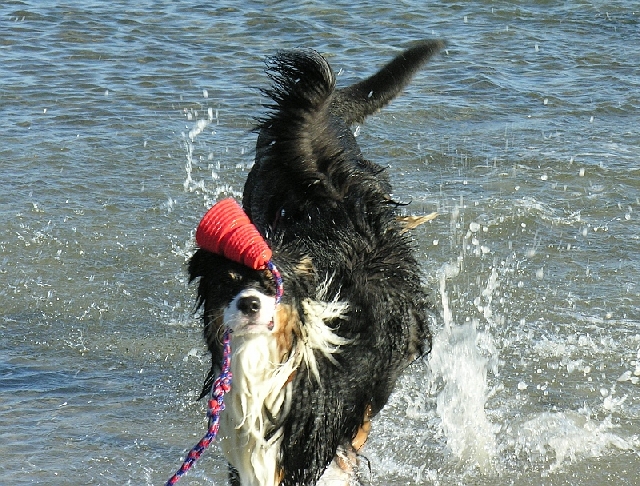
xmin=331 ymin=39 xmax=445 ymax=125
xmin=256 ymin=40 xmax=445 ymax=148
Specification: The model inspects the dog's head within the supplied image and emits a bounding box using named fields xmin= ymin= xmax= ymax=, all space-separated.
xmin=188 ymin=247 xmax=317 ymax=397
xmin=190 ymin=250 xmax=277 ymax=334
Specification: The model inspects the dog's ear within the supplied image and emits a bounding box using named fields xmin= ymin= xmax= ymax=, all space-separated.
xmin=290 ymin=255 xmax=318 ymax=298
xmin=270 ymin=251 xmax=317 ymax=300
xmin=188 ymin=248 xmax=221 ymax=282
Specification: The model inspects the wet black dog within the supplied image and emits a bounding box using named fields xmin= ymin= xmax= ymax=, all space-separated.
xmin=188 ymin=40 xmax=442 ymax=485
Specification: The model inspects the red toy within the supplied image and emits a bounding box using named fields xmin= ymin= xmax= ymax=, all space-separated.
xmin=196 ymin=198 xmax=272 ymax=270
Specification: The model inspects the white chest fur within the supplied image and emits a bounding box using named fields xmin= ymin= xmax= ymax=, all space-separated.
xmin=219 ymin=333 xmax=293 ymax=486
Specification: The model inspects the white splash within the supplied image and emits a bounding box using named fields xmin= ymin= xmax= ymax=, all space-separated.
xmin=181 ymin=108 xmax=242 ymax=202
xmin=428 ymin=262 xmax=498 ymax=473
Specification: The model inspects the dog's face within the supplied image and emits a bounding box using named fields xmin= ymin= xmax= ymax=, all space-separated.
xmin=224 ymin=286 xmax=276 ymax=336
xmin=189 ymin=249 xmax=278 ymax=338
xmin=188 ymin=248 xmax=318 ymax=355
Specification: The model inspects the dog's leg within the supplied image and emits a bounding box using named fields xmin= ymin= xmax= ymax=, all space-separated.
xmin=318 ymin=405 xmax=373 ymax=486
xmin=397 ymin=213 xmax=438 ymax=234
xmin=317 ymin=447 xmax=355 ymax=486
xmin=351 ymin=404 xmax=372 ymax=452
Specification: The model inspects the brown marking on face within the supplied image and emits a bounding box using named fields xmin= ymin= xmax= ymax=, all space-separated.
xmin=273 ymin=303 xmax=300 ymax=361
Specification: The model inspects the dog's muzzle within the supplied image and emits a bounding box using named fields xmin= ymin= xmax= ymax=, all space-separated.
xmin=226 ymin=289 xmax=276 ymax=333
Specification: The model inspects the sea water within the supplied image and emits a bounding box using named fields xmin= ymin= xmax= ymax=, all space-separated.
xmin=1 ymin=1 xmax=638 ymax=484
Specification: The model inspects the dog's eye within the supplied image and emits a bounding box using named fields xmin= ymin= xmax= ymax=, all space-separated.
xmin=228 ymin=271 xmax=243 ymax=282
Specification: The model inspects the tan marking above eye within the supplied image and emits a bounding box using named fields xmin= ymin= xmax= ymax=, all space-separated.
xmin=228 ymin=270 xmax=243 ymax=282
xmin=295 ymin=256 xmax=314 ymax=275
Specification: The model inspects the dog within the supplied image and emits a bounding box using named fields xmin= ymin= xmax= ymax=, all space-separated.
xmin=188 ymin=40 xmax=443 ymax=486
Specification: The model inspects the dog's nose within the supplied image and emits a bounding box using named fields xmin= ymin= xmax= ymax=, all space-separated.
xmin=237 ymin=295 xmax=261 ymax=315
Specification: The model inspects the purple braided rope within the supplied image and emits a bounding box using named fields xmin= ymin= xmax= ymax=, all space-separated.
xmin=266 ymin=260 xmax=284 ymax=304
xmin=165 ymin=328 xmax=233 ymax=485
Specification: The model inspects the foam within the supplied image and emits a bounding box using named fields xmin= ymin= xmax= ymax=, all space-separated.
xmin=509 ymin=412 xmax=635 ymax=472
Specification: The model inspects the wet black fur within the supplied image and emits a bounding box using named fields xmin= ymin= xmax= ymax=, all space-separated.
xmin=188 ymin=40 xmax=443 ymax=485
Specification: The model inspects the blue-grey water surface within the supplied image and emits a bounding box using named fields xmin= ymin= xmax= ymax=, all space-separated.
xmin=1 ymin=1 xmax=639 ymax=484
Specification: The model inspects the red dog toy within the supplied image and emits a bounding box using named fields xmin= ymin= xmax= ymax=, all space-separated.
xmin=196 ymin=198 xmax=272 ymax=270
xmin=195 ymin=198 xmax=283 ymax=302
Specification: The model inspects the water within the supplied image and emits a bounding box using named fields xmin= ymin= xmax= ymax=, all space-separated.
xmin=1 ymin=1 xmax=639 ymax=484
